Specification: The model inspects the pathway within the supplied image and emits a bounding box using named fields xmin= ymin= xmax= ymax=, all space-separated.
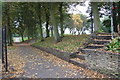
xmin=6 ymin=44 xmax=108 ymax=78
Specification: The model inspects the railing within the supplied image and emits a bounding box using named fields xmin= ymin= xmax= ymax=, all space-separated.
xmin=2 ymin=26 xmax=8 ymax=72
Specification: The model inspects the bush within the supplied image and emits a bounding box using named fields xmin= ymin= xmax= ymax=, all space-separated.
xmin=105 ymin=37 xmax=120 ymax=53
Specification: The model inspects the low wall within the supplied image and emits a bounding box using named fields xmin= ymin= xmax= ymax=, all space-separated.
xmin=83 ymin=49 xmax=120 ymax=78
xmin=31 ymin=45 xmax=77 ymax=62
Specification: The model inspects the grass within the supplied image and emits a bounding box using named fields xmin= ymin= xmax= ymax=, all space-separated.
xmin=7 ymin=46 xmax=15 ymax=50
xmin=13 ymin=37 xmax=29 ymax=42
xmin=19 ymin=37 xmax=28 ymax=42
xmin=33 ymin=34 xmax=89 ymax=52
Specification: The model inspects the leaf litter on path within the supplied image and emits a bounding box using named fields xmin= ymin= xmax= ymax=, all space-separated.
xmin=31 ymin=46 xmax=110 ymax=78
xmin=6 ymin=45 xmax=25 ymax=78
xmin=5 ymin=44 xmax=110 ymax=78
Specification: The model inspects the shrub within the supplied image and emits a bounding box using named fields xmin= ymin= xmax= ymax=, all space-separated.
xmin=105 ymin=37 xmax=120 ymax=53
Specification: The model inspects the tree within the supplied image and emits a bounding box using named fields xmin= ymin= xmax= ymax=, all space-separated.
xmin=79 ymin=14 xmax=89 ymax=34
xmin=94 ymin=2 xmax=119 ymax=33
xmin=33 ymin=3 xmax=44 ymax=41
xmin=49 ymin=3 xmax=60 ymax=43
xmin=112 ymin=2 xmax=117 ymax=32
xmin=91 ymin=2 xmax=100 ymax=32
xmin=23 ymin=3 xmax=37 ymax=39
xmin=43 ymin=3 xmax=50 ymax=38
xmin=117 ymin=1 xmax=120 ymax=35
xmin=64 ymin=14 xmax=74 ymax=34
xmin=102 ymin=17 xmax=111 ymax=33
xmin=72 ymin=14 xmax=83 ymax=35
xmin=18 ymin=20 xmax=25 ymax=42
xmin=3 ymin=3 xmax=13 ymax=46
xmin=38 ymin=3 xmax=44 ymax=41
xmin=59 ymin=2 xmax=64 ymax=37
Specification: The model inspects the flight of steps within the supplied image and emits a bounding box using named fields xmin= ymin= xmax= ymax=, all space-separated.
xmin=69 ymin=52 xmax=87 ymax=68
xmin=85 ymin=34 xmax=112 ymax=49
xmin=69 ymin=32 xmax=118 ymax=68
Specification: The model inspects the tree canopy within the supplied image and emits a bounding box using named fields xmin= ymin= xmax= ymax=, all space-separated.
xmin=2 ymin=2 xmax=120 ymax=45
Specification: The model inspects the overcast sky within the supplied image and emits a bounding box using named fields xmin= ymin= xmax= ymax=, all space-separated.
xmin=68 ymin=1 xmax=89 ymax=16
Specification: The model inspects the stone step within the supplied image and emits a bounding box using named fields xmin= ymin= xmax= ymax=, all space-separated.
xmin=95 ymin=36 xmax=112 ymax=40
xmin=93 ymin=40 xmax=111 ymax=45
xmin=74 ymin=53 xmax=85 ymax=60
xmin=81 ymin=49 xmax=99 ymax=54
xmin=78 ymin=48 xmax=96 ymax=53
xmin=97 ymin=33 xmax=118 ymax=36
xmin=98 ymin=32 xmax=111 ymax=34
xmin=86 ymin=44 xmax=104 ymax=49
xmin=69 ymin=58 xmax=87 ymax=69
xmin=78 ymin=52 xmax=85 ymax=55
xmin=70 ymin=52 xmax=80 ymax=58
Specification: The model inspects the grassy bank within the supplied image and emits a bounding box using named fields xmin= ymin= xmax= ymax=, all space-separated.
xmin=33 ymin=34 xmax=89 ymax=52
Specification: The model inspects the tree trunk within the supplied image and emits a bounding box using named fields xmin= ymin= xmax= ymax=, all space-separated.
xmin=28 ymin=36 xmax=30 ymax=40
xmin=46 ymin=12 xmax=50 ymax=38
xmin=70 ymin=29 xmax=72 ymax=34
xmin=59 ymin=2 xmax=64 ymax=37
xmin=91 ymin=9 xmax=94 ymax=33
xmin=38 ymin=3 xmax=44 ymax=41
xmin=81 ymin=28 xmax=84 ymax=34
xmin=51 ymin=27 xmax=53 ymax=37
xmin=118 ymin=1 xmax=120 ymax=35
xmin=7 ymin=4 xmax=12 ymax=46
xmin=21 ymin=34 xmax=24 ymax=42
xmin=50 ymin=3 xmax=60 ymax=43
xmin=91 ymin=2 xmax=100 ymax=32
xmin=113 ymin=2 xmax=118 ymax=32
xmin=78 ymin=30 xmax=80 ymax=35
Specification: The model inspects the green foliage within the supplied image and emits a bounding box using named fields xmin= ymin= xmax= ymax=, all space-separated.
xmin=102 ymin=18 xmax=111 ymax=28
xmin=105 ymin=37 xmax=120 ymax=53
xmin=101 ymin=17 xmax=111 ymax=33
xmin=98 ymin=29 xmax=104 ymax=33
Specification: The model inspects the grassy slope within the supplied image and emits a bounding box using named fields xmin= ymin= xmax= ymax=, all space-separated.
xmin=33 ymin=34 xmax=89 ymax=52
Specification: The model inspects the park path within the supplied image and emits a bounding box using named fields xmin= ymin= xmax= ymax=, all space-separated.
xmin=7 ymin=43 xmax=108 ymax=78
xmin=13 ymin=44 xmax=85 ymax=78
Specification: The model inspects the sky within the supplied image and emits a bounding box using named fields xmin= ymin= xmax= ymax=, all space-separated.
xmin=68 ymin=1 xmax=89 ymax=17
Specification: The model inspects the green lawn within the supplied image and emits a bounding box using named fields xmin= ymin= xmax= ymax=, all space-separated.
xmin=19 ymin=37 xmax=28 ymax=42
xmin=33 ymin=34 xmax=89 ymax=52
xmin=13 ymin=37 xmax=28 ymax=42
